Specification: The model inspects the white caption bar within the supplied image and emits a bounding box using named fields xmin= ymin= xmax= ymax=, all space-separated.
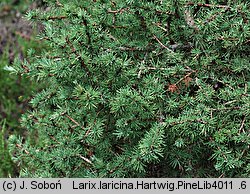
xmin=0 ymin=178 xmax=249 ymax=194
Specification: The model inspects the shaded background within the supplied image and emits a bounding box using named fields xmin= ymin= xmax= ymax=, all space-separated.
xmin=0 ymin=0 xmax=44 ymax=177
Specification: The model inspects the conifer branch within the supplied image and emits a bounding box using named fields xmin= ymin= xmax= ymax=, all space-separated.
xmin=169 ymin=119 xmax=208 ymax=126
xmin=65 ymin=37 xmax=90 ymax=74
xmin=216 ymin=145 xmax=228 ymax=161
xmin=136 ymin=6 xmax=174 ymax=16
xmin=209 ymin=137 xmax=228 ymax=161
xmin=15 ymin=144 xmax=42 ymax=162
xmin=82 ymin=19 xmax=92 ymax=48
xmin=118 ymin=46 xmax=154 ymax=52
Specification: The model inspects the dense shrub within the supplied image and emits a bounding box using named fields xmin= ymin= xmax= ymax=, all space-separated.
xmin=10 ymin=0 xmax=249 ymax=177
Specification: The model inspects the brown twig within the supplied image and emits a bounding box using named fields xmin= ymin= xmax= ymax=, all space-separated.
xmin=33 ymin=15 xmax=67 ymax=21
xmin=210 ymin=106 xmax=242 ymax=111
xmin=153 ymin=35 xmax=174 ymax=53
xmin=186 ymin=2 xmax=230 ymax=9
xmin=239 ymin=116 xmax=246 ymax=133
xmin=118 ymin=46 xmax=154 ymax=52
xmin=47 ymin=15 xmax=67 ymax=20
xmin=107 ymin=7 xmax=130 ymax=14
xmin=110 ymin=25 xmax=128 ymax=29
xmin=153 ymin=22 xmax=168 ymax=32
xmin=139 ymin=67 xmax=168 ymax=71
xmin=79 ymin=154 xmax=93 ymax=164
xmin=49 ymin=134 xmax=60 ymax=144
xmin=242 ymin=72 xmax=248 ymax=94
xmin=15 ymin=31 xmax=31 ymax=41
xmin=56 ymin=0 xmax=63 ymax=7
xmin=84 ymin=128 xmax=92 ymax=137
xmin=175 ymin=71 xmax=196 ymax=85
xmin=16 ymin=143 xmax=30 ymax=155
xmin=169 ymin=119 xmax=208 ymax=126
xmin=118 ymin=47 xmax=138 ymax=51
xmin=217 ymin=145 xmax=228 ymax=161
xmin=167 ymin=69 xmax=196 ymax=93
xmin=65 ymin=114 xmax=85 ymax=130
